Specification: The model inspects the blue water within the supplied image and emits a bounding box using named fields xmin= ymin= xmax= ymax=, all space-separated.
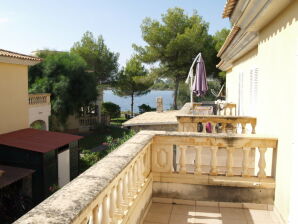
xmin=103 ymin=90 xmax=174 ymax=113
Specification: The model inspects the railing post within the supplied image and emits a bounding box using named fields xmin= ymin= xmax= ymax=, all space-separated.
xmin=258 ymin=147 xmax=267 ymax=178
xmin=226 ymin=147 xmax=234 ymax=176
xmin=242 ymin=147 xmax=251 ymax=177
xmin=179 ymin=146 xmax=187 ymax=174
xmin=210 ymin=146 xmax=218 ymax=175
xmin=194 ymin=146 xmax=202 ymax=175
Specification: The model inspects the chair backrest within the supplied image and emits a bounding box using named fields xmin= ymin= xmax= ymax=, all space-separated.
xmin=193 ymin=106 xmax=213 ymax=115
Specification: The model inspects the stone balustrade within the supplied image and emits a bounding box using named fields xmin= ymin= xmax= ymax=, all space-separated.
xmin=79 ymin=116 xmax=98 ymax=127
xmin=218 ymin=103 xmax=237 ymax=116
xmin=28 ymin=93 xmax=51 ymax=106
xmin=15 ymin=131 xmax=277 ymax=223
xmin=152 ymin=133 xmax=277 ymax=186
xmin=177 ymin=115 xmax=257 ymax=134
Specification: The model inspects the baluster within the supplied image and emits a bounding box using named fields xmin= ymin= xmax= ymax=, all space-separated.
xmin=128 ymin=165 xmax=137 ymax=199
xmin=102 ymin=195 xmax=110 ymax=224
xmin=211 ymin=122 xmax=216 ymax=133
xmin=109 ymin=187 xmax=116 ymax=223
xmin=80 ymin=217 xmax=88 ymax=224
xmin=258 ymin=147 xmax=267 ymax=178
xmin=242 ymin=147 xmax=251 ymax=177
xmin=252 ymin=123 xmax=256 ymax=134
xmin=137 ymin=156 xmax=143 ymax=191
xmin=92 ymin=205 xmax=99 ymax=224
xmin=202 ymin=122 xmax=207 ymax=133
xmin=114 ymin=179 xmax=124 ymax=220
xmin=224 ymin=108 xmax=227 ymax=115
xmin=226 ymin=147 xmax=234 ymax=176
xmin=139 ymin=153 xmax=145 ymax=183
xmin=179 ymin=146 xmax=187 ymax=174
xmin=232 ymin=123 xmax=237 ymax=133
xmin=229 ymin=107 xmax=233 ymax=115
xmin=241 ymin=123 xmax=246 ymax=134
xmin=210 ymin=146 xmax=218 ymax=175
xmin=121 ymin=173 xmax=129 ymax=208
xmin=222 ymin=123 xmax=227 ymax=133
xmin=194 ymin=146 xmax=202 ymax=175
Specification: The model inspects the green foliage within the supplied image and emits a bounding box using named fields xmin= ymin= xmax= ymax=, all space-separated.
xmin=30 ymin=120 xmax=46 ymax=130
xmin=79 ymin=129 xmax=135 ymax=172
xmin=177 ymin=79 xmax=222 ymax=108
xmin=138 ymin=104 xmax=156 ymax=114
xmin=29 ymin=52 xmax=98 ymax=125
xmin=79 ymin=149 xmax=101 ymax=172
xmin=151 ymin=78 xmax=174 ymax=90
xmin=113 ymin=56 xmax=153 ymax=116
xmin=105 ymin=130 xmax=135 ymax=152
xmin=101 ymin=102 xmax=121 ymax=118
xmin=133 ymin=8 xmax=218 ymax=109
xmin=213 ymin=28 xmax=230 ymax=52
xmin=71 ymin=31 xmax=119 ymax=84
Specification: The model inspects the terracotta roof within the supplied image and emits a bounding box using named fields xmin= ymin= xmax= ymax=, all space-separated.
xmin=222 ymin=0 xmax=239 ymax=18
xmin=0 ymin=128 xmax=82 ymax=153
xmin=217 ymin=25 xmax=241 ymax=57
xmin=0 ymin=165 xmax=35 ymax=189
xmin=0 ymin=49 xmax=42 ymax=62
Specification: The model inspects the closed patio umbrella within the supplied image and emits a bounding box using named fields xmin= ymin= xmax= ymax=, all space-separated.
xmin=192 ymin=53 xmax=208 ymax=97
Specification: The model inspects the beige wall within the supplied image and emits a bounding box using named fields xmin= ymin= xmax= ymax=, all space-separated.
xmin=226 ymin=2 xmax=298 ymax=222
xmin=0 ymin=62 xmax=29 ymax=134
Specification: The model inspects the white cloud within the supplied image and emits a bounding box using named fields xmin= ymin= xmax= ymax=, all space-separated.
xmin=0 ymin=18 xmax=9 ymax=23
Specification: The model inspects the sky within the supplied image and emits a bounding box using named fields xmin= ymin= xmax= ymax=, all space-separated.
xmin=0 ymin=0 xmax=230 ymax=66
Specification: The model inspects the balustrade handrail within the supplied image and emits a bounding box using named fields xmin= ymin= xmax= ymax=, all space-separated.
xmin=177 ymin=115 xmax=257 ymax=134
xmin=28 ymin=93 xmax=51 ymax=106
xmin=14 ymin=131 xmax=277 ymax=224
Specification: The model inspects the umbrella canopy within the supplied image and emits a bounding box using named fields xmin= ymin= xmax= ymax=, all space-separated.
xmin=192 ymin=54 xmax=208 ymax=96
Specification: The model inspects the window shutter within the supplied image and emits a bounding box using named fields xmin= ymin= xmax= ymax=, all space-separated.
xmin=238 ymin=72 xmax=244 ymax=115
xmin=250 ymin=68 xmax=259 ymax=116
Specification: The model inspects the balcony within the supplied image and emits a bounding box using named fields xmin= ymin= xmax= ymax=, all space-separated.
xmin=28 ymin=94 xmax=51 ymax=130
xmin=15 ymin=130 xmax=279 ymax=224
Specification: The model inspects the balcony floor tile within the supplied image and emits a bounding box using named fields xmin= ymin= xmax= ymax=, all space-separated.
xmin=143 ymin=202 xmax=283 ymax=224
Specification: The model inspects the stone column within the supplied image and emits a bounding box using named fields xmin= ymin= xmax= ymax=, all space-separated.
xmin=156 ymin=97 xmax=163 ymax=112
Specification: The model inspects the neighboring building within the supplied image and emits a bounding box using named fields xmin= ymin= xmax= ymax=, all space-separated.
xmin=0 ymin=49 xmax=42 ymax=134
xmin=217 ymin=0 xmax=298 ymax=223
xmin=0 ymin=128 xmax=81 ymax=204
xmin=0 ymin=49 xmax=82 ymax=205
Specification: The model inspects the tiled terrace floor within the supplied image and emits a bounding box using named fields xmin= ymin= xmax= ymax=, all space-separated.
xmin=143 ymin=203 xmax=282 ymax=224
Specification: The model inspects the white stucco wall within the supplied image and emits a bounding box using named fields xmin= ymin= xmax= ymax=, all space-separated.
xmin=225 ymin=2 xmax=298 ymax=222
xmin=29 ymin=104 xmax=51 ymax=130
xmin=58 ymin=149 xmax=70 ymax=188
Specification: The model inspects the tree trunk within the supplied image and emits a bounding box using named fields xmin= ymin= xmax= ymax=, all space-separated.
xmin=173 ymin=76 xmax=180 ymax=110
xmin=131 ymin=93 xmax=134 ymax=117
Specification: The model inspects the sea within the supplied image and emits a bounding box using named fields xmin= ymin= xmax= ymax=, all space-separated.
xmin=103 ymin=89 xmax=174 ymax=113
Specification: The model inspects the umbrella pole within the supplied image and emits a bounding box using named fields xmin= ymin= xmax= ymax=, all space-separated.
xmin=190 ymin=76 xmax=194 ymax=113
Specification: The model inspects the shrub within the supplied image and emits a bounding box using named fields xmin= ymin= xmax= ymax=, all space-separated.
xmin=101 ymin=102 xmax=121 ymax=118
xmin=138 ymin=104 xmax=156 ymax=114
